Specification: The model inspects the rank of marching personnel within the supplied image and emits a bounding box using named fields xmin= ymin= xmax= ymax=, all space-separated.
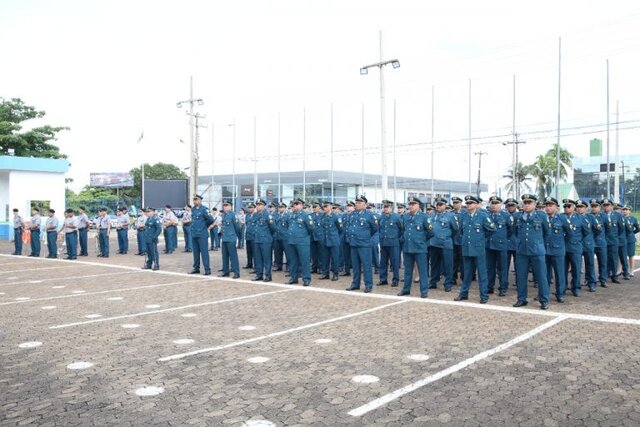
xmin=10 ymin=193 xmax=638 ymax=311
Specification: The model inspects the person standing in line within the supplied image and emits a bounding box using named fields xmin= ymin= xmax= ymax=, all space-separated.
xmin=485 ymin=196 xmax=513 ymax=297
xmin=11 ymin=208 xmax=24 ymax=255
xmin=378 ymin=200 xmax=402 ymax=287
xmin=345 ymin=195 xmax=379 ymax=293
xmin=97 ymin=207 xmax=110 ymax=257
xmin=340 ymin=201 xmax=355 ymax=277
xmin=116 ymin=207 xmax=129 ymax=254
xmin=182 ymin=204 xmax=193 ymax=253
xmin=286 ymin=198 xmax=314 ymax=286
xmin=76 ymin=206 xmax=90 ymax=256
xmin=397 ymin=197 xmax=433 ymax=298
xmin=63 ymin=208 xmax=78 ymax=260
xmin=188 ymin=194 xmax=214 ymax=275
xmin=252 ymin=198 xmax=276 ymax=282
xmin=237 ymin=208 xmax=246 ymax=249
xmin=135 ymin=211 xmax=147 ymax=256
xmin=622 ymin=206 xmax=639 ymax=276
xmin=142 ymin=207 xmax=162 ymax=270
xmin=162 ymin=205 xmax=178 ymax=254
xmin=576 ymin=199 xmax=597 ymax=292
xmin=218 ymin=200 xmax=241 ymax=279
xmin=589 ymin=199 xmax=608 ymax=287
xmin=244 ymin=204 xmax=257 ymax=269
xmin=45 ymin=209 xmax=59 ymax=259
xmin=272 ymin=202 xmax=287 ymax=271
xmin=29 ymin=207 xmax=42 ymax=257
xmin=210 ymin=207 xmax=220 ymax=251
xmin=319 ymin=200 xmax=342 ymax=281
xmin=544 ymin=197 xmax=568 ymax=302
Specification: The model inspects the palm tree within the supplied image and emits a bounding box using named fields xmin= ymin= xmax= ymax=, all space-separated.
xmin=503 ymin=162 xmax=532 ymax=198
xmin=544 ymin=143 xmax=574 ymax=183
xmin=523 ymin=154 xmax=554 ymax=200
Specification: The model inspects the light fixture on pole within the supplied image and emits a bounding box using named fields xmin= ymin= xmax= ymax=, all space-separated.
xmin=359 ymin=30 xmax=400 ymax=201
xmin=176 ymin=76 xmax=204 ymax=198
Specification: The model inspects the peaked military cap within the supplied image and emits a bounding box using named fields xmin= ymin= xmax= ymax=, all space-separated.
xmin=488 ymin=196 xmax=503 ymax=203
xmin=562 ymin=199 xmax=576 ymax=206
xmin=144 ymin=206 xmax=154 ymax=212
xmin=544 ymin=196 xmax=559 ymax=205
xmin=355 ymin=195 xmax=368 ymax=203
xmin=278 ymin=202 xmax=287 ymax=208
xmin=396 ymin=202 xmax=406 ymax=209
xmin=434 ymin=197 xmax=448 ymax=205
xmin=48 ymin=208 xmax=55 ymax=213
xmin=346 ymin=200 xmax=355 ymax=207
xmin=247 ymin=203 xmax=256 ymax=208
xmin=613 ymin=202 xmax=622 ymax=209
xmin=446 ymin=204 xmax=453 ymax=210
xmin=425 ymin=203 xmax=434 ymax=210
xmin=504 ymin=198 xmax=517 ymax=205
xmin=464 ymin=195 xmax=481 ymax=204
xmin=322 ymin=200 xmax=333 ymax=207
xmin=367 ymin=203 xmax=375 ymax=209
xmin=575 ymin=199 xmax=587 ymax=207
xmin=602 ymin=198 xmax=612 ymax=205
xmin=623 ymin=206 xmax=631 ymax=211
xmin=521 ymin=194 xmax=537 ymax=202
xmin=407 ymin=196 xmax=421 ymax=205
xmin=589 ymin=198 xmax=600 ymax=206
xmin=292 ymin=198 xmax=305 ymax=205
xmin=451 ymin=196 xmax=463 ymax=203
xmin=223 ymin=200 xmax=232 ymax=206
xmin=381 ymin=199 xmax=394 ymax=207
xmin=193 ymin=194 xmax=203 ymax=200
xmin=268 ymin=202 xmax=276 ymax=208
xmin=255 ymin=198 xmax=266 ymax=205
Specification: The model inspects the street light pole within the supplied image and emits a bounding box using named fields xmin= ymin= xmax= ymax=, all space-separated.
xmin=360 ymin=31 xmax=399 ymax=201
xmin=176 ymin=76 xmax=204 ymax=198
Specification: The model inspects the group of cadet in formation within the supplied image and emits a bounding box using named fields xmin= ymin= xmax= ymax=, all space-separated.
xmin=11 ymin=193 xmax=638 ymax=310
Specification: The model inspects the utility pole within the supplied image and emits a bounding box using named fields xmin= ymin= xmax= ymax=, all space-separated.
xmin=185 ymin=111 xmax=207 ymax=197
xmin=176 ymin=76 xmax=204 ymax=198
xmin=474 ymin=151 xmax=487 ymax=198
xmin=503 ymin=133 xmax=526 ymax=200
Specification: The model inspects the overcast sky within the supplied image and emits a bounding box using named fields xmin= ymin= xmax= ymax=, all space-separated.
xmin=3 ymin=0 xmax=640 ymax=193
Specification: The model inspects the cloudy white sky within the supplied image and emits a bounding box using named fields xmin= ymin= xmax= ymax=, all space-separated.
xmin=2 ymin=0 xmax=640 ymax=193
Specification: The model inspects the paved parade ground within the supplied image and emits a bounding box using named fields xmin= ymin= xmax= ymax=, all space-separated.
xmin=1 ymin=240 xmax=640 ymax=426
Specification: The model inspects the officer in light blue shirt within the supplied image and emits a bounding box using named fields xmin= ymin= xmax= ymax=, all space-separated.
xmin=345 ymin=195 xmax=378 ymax=293
xmin=182 ymin=205 xmax=193 ymax=253
xmin=45 ymin=209 xmax=59 ymax=258
xmin=12 ymin=208 xmax=23 ymax=255
xmin=97 ymin=207 xmax=111 ymax=257
xmin=116 ymin=207 xmax=129 ymax=254
xmin=63 ymin=208 xmax=79 ymax=260
xmin=218 ymin=200 xmax=241 ymax=278
xmin=319 ymin=201 xmax=342 ymax=281
xmin=142 ymin=207 xmax=162 ymax=270
xmin=485 ymin=196 xmax=513 ymax=296
xmin=135 ymin=212 xmax=147 ymax=256
xmin=252 ymin=198 xmax=276 ymax=282
xmin=397 ymin=197 xmax=433 ymax=298
xmin=367 ymin=203 xmax=381 ymax=274
xmin=76 ymin=207 xmax=90 ymax=256
xmin=455 ymin=195 xmax=495 ymax=303
xmin=189 ymin=194 xmax=214 ymax=275
xmin=513 ymin=194 xmax=550 ymax=310
xmin=378 ymin=200 xmax=402 ymax=287
xmin=29 ymin=207 xmax=42 ymax=257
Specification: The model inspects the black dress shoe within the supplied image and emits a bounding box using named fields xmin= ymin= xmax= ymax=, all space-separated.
xmin=396 ymin=290 xmax=410 ymax=296
xmin=624 ymin=276 xmax=630 ymax=280
xmin=273 ymin=268 xmax=283 ymax=271
xmin=391 ymin=283 xmax=399 ymax=287
xmin=513 ymin=300 xmax=528 ymax=307
xmin=135 ymin=252 xmax=142 ymax=255
xmin=488 ymin=289 xmax=495 ymax=294
xmin=540 ymin=302 xmax=549 ymax=310
xmin=188 ymin=270 xmax=201 ymax=274
xmin=340 ymin=272 xmax=351 ymax=277
xmin=612 ymin=278 xmax=621 ymax=284
xmin=285 ymin=274 xmax=291 ymax=277
xmin=600 ymin=282 xmax=608 ymax=288
xmin=303 ymin=281 xmax=310 ymax=287
xmin=480 ymin=299 xmax=488 ymax=304
xmin=454 ymin=296 xmax=468 ymax=301
xmin=377 ymin=281 xmax=388 ymax=286
xmin=498 ymin=290 xmax=507 ymax=297
xmin=217 ymin=273 xmax=229 ymax=277
xmin=319 ymin=275 xmax=330 ymax=280
xmin=428 ymin=284 xmax=437 ymax=289
xmin=242 ymin=266 xmax=252 ymax=269
xmin=263 ymin=278 xmax=272 ymax=282
xmin=571 ymin=291 xmax=580 ymax=297
xmin=252 ymin=276 xmax=264 ymax=281
xmin=588 ymin=287 xmax=596 ymax=292
xmin=331 ymin=275 xmax=338 ymax=281
xmin=288 ymin=279 xmax=299 ymax=285
xmin=232 ymin=274 xmax=240 ymax=279
xmin=420 ymin=293 xmax=428 ymax=299
xmin=364 ymin=288 xmax=372 ymax=293
xmin=346 ymin=286 xmax=360 ymax=291
xmin=218 ymin=268 xmax=224 ymax=271
xmin=142 ymin=265 xmax=151 ymax=270
xmin=204 ymin=271 xmax=211 ymax=276
xmin=152 ymin=265 xmax=159 ymax=271
xmin=556 ymin=297 xmax=565 ymax=303
xmin=444 ymin=287 xmax=452 ymax=293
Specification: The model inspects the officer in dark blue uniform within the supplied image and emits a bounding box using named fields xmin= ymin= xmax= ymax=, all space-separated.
xmin=544 ymin=196 xmax=568 ymax=302
xmin=451 ymin=196 xmax=465 ymax=284
xmin=602 ymin=199 xmax=622 ymax=283
xmin=142 ymin=207 xmax=162 ymax=271
xmin=378 ymin=200 xmax=402 ymax=287
xmin=287 ymin=198 xmax=313 ymax=286
xmin=455 ymin=195 xmax=494 ymax=303
xmin=504 ymin=198 xmax=519 ymax=278
xmin=188 ymin=194 xmax=214 ymax=275
xmin=252 ymin=198 xmax=276 ymax=282
xmin=310 ymin=202 xmax=323 ymax=274
xmin=319 ymin=201 xmax=342 ymax=280
xmin=218 ymin=200 xmax=241 ymax=278
xmin=576 ymin=199 xmax=597 ymax=292
xmin=272 ymin=203 xmax=287 ymax=271
xmin=562 ymin=199 xmax=586 ymax=297
xmin=589 ymin=199 xmax=608 ymax=287
xmin=397 ymin=197 xmax=432 ymax=298
xmin=486 ymin=196 xmax=513 ymax=296
xmin=346 ymin=195 xmax=379 ymax=293
xmin=623 ymin=206 xmax=640 ymax=276
xmin=429 ymin=197 xmax=458 ymax=291
xmin=340 ymin=201 xmax=355 ymax=276
xmin=244 ymin=203 xmax=256 ymax=270
xmin=368 ymin=203 xmax=381 ymax=274
xmin=614 ymin=203 xmax=630 ymax=280
xmin=513 ymin=194 xmax=550 ymax=310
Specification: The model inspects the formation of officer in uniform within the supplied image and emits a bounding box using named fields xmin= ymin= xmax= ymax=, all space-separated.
xmin=9 ymin=192 xmax=638 ymax=310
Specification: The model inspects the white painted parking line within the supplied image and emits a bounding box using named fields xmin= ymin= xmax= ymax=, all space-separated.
xmin=158 ymin=300 xmax=408 ymax=362
xmin=0 ymin=280 xmax=195 ymax=306
xmin=49 ymin=289 xmax=294 ymax=329
xmin=0 ymin=271 xmax=136 ymax=287
xmin=347 ymin=315 xmax=567 ymax=417
xmin=0 ymin=266 xmax=69 ymax=274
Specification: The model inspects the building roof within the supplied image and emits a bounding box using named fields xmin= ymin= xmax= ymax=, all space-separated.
xmin=0 ymin=156 xmax=69 ymax=173
xmin=199 ymin=170 xmax=487 ymax=193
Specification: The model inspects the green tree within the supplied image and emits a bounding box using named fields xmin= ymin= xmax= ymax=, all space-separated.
xmin=65 ymin=186 xmax=119 ymax=214
xmin=523 ymin=144 xmax=575 ymax=200
xmin=502 ymin=162 xmax=532 ymax=198
xmin=0 ymin=97 xmax=68 ymax=158
xmin=127 ymin=162 xmax=188 ymax=199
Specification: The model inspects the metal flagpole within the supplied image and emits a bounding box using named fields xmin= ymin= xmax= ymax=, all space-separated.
xmin=555 ymin=37 xmax=562 ymax=200
xmin=210 ymin=123 xmax=214 ymax=206
xmin=606 ymin=59 xmax=611 ymax=198
xmin=615 ymin=100 xmax=620 ymax=202
xmin=512 ymin=75 xmax=516 ymax=199
xmin=331 ymin=103 xmax=335 ymax=202
xmin=379 ymin=30 xmax=388 ymax=200
xmin=303 ymin=108 xmax=306 ymax=200
xmin=361 ymin=103 xmax=365 ymax=191
xmin=468 ymin=78 xmax=472 ymax=194
xmin=277 ymin=112 xmax=281 ymax=204
xmin=430 ymin=85 xmax=435 ymax=202
xmin=253 ymin=115 xmax=258 ymax=199
xmin=231 ymin=119 xmax=236 ymax=206
xmin=393 ymin=98 xmax=397 ymax=205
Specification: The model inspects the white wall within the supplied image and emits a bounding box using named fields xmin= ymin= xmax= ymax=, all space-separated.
xmin=9 ymin=170 xmax=66 ymax=215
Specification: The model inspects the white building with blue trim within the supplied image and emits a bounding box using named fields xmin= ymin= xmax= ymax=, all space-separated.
xmin=0 ymin=156 xmax=69 ymax=240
